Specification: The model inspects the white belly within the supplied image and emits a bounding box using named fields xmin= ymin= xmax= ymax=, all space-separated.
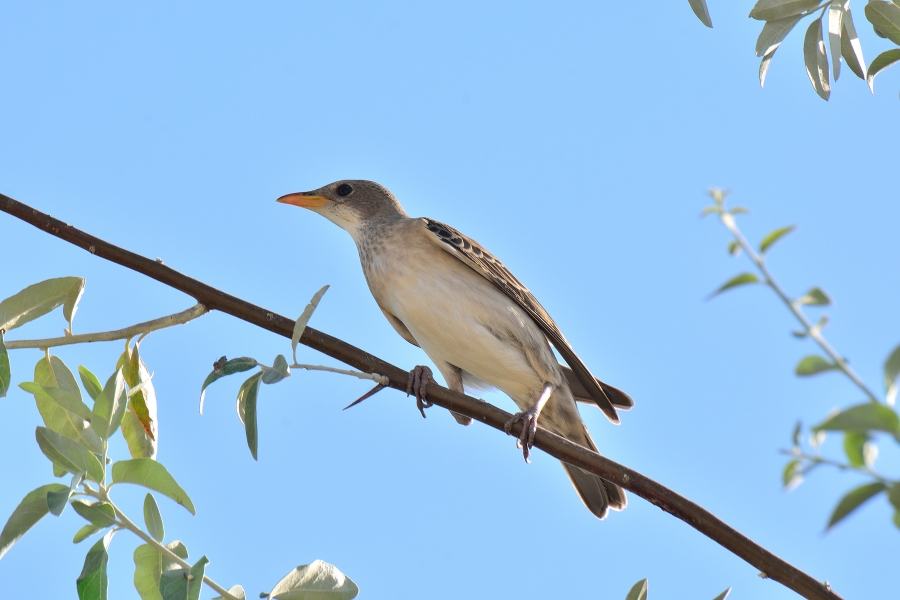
xmin=363 ymin=241 xmax=550 ymax=406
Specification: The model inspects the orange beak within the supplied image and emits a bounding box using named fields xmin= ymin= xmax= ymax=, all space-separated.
xmin=276 ymin=192 xmax=330 ymax=208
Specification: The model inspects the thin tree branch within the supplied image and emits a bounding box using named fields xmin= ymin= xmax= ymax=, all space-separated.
xmin=3 ymin=304 xmax=208 ymax=350
xmin=0 ymin=192 xmax=842 ymax=600
xmin=84 ymin=488 xmax=239 ymax=600
xmin=289 ymin=362 xmax=390 ymax=385
xmin=718 ymin=211 xmax=879 ymax=403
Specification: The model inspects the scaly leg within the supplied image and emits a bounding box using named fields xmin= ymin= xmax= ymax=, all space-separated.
xmin=406 ymin=365 xmax=434 ymax=418
xmin=504 ymin=383 xmax=554 ymax=462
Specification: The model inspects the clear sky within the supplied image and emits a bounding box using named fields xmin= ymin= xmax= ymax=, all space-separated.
xmin=1 ymin=1 xmax=898 ymax=598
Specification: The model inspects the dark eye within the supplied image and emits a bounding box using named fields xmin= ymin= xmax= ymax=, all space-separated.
xmin=337 ymin=184 xmax=353 ymax=197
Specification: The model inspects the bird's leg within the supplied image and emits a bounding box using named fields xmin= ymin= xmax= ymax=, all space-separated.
xmin=406 ymin=365 xmax=434 ymax=418
xmin=504 ymin=383 xmax=554 ymax=462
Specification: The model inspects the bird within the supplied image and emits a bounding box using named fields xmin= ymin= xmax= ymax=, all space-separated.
xmin=277 ymin=180 xmax=633 ymax=519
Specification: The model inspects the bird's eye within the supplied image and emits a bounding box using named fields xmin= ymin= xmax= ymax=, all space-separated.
xmin=337 ymin=184 xmax=353 ymax=197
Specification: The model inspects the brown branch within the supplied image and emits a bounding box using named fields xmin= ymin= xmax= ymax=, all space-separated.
xmin=0 ymin=192 xmax=841 ymax=600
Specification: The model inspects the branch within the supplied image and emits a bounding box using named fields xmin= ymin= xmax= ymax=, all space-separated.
xmin=4 ymin=304 xmax=208 ymax=350
xmin=83 ymin=488 xmax=239 ymax=600
xmin=718 ymin=211 xmax=879 ymax=403
xmin=289 ymin=362 xmax=390 ymax=385
xmin=0 ymin=192 xmax=842 ymax=600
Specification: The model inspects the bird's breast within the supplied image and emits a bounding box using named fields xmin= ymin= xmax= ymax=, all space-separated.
xmin=356 ymin=227 xmax=559 ymax=403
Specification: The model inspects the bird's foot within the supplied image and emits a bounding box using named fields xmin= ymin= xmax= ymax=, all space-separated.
xmin=504 ymin=407 xmax=540 ymax=463
xmin=406 ymin=365 xmax=434 ymax=418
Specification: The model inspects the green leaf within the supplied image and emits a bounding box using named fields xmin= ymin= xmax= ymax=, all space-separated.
xmin=268 ymin=560 xmax=360 ymax=600
xmin=826 ymin=482 xmax=887 ymax=530
xmin=21 ymin=381 xmax=102 ymax=454
xmin=688 ymin=0 xmax=712 ymax=29
xmin=887 ymin=483 xmax=900 ymax=510
xmin=0 ymin=277 xmax=84 ymax=332
xmin=794 ymin=355 xmax=838 ymax=377
xmin=707 ymin=188 xmax=729 ymax=204
xmin=0 ymin=483 xmax=68 ymax=560
xmin=729 ymin=206 xmax=750 ymax=215
xmin=843 ymin=431 xmax=872 ymax=468
xmin=213 ymin=586 xmax=247 ymax=600
xmin=63 ymin=278 xmax=86 ymax=334
xmin=756 ymin=15 xmax=803 ymax=56
xmin=688 ymin=0 xmax=713 ymax=27
xmin=77 ymin=531 xmax=113 ymax=600
xmin=159 ymin=556 xmax=208 ymax=600
xmin=237 ymin=373 xmax=263 ymax=460
xmin=0 ymin=333 xmax=9 ymax=398
xmin=73 ymin=523 xmax=107 ymax=544
xmin=894 ymin=511 xmax=900 ymax=529
xmin=759 ymin=225 xmax=796 ymax=254
xmin=79 ymin=366 xmax=104 ymax=402
xmin=699 ymin=205 xmax=721 ymax=217
xmin=726 ymin=240 xmax=740 ymax=256
xmin=884 ymin=343 xmax=900 ymax=406
xmin=814 ymin=402 xmax=900 ymax=433
xmin=865 ymin=1 xmax=900 ymax=44
xmin=71 ymin=500 xmax=116 ymax=527
xmin=759 ymin=46 xmax=778 ymax=87
xmin=841 ymin=7 xmax=867 ymax=79
xmin=34 ymin=356 xmax=91 ymax=419
xmin=707 ymin=273 xmax=760 ymax=298
xmin=144 ymin=494 xmax=165 ymax=543
xmin=866 ymin=49 xmax=900 ymax=93
xmin=750 ymin=0 xmax=819 ymax=21
xmin=782 ymin=459 xmax=803 ymax=490
xmin=111 ymin=459 xmax=196 ymax=515
xmin=791 ymin=420 xmax=802 ymax=447
xmin=795 ymin=286 xmax=831 ymax=306
xmin=199 ymin=357 xmax=259 ymax=414
xmin=711 ymin=588 xmax=732 ymax=600
xmin=47 ymin=471 xmax=85 ymax=516
xmin=133 ymin=541 xmax=189 ymax=600
xmin=126 ymin=345 xmax=158 ymax=455
xmin=827 ymin=1 xmax=843 ymax=81
xmin=35 ymin=426 xmax=104 ymax=482
xmin=91 ymin=369 xmax=127 ymax=440
xmin=292 ymin=285 xmax=330 ymax=364
xmin=262 ymin=354 xmax=291 ymax=385
xmin=803 ymin=17 xmax=831 ymax=101
xmin=122 ymin=408 xmax=157 ymax=460
xmin=624 ymin=578 xmax=648 ymax=600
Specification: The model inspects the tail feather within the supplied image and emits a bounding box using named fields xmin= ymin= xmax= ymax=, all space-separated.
xmin=559 ymin=421 xmax=627 ymax=519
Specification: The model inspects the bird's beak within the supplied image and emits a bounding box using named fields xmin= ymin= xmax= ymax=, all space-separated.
xmin=276 ymin=192 xmax=330 ymax=208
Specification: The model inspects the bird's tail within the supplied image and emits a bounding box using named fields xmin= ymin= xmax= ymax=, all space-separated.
xmin=560 ymin=423 xmax=627 ymax=519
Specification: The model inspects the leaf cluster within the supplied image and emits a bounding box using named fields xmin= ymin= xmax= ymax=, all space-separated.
xmin=686 ymin=0 xmax=900 ymax=98
xmin=704 ymin=192 xmax=900 ymax=531
xmin=0 ymin=278 xmax=358 ymax=599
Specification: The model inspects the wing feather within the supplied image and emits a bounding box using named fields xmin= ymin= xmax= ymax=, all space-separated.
xmin=421 ymin=218 xmax=621 ymax=423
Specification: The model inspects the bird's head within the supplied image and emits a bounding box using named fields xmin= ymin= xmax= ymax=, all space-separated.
xmin=277 ymin=180 xmax=406 ymax=239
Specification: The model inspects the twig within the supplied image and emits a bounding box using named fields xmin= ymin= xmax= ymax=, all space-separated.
xmin=290 ymin=362 xmax=389 ymax=385
xmin=84 ymin=488 xmax=240 ymax=600
xmin=779 ymin=449 xmax=893 ymax=486
xmin=4 ymin=304 xmax=208 ymax=350
xmin=718 ymin=211 xmax=879 ymax=403
xmin=0 ymin=192 xmax=842 ymax=600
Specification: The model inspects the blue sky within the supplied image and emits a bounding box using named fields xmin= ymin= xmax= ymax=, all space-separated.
xmin=1 ymin=1 xmax=898 ymax=598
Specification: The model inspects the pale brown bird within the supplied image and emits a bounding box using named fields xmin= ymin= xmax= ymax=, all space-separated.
xmin=277 ymin=180 xmax=633 ymax=519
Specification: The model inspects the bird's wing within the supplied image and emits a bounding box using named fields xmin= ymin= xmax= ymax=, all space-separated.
xmin=561 ymin=364 xmax=634 ymax=410
xmin=378 ymin=307 xmax=420 ymax=347
xmin=421 ymin=218 xmax=620 ymax=424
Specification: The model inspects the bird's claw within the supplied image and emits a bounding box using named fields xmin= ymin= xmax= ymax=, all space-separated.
xmin=504 ymin=408 xmax=539 ymax=463
xmin=406 ymin=365 xmax=434 ymax=418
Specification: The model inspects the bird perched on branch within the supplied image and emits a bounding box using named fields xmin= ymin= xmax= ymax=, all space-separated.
xmin=277 ymin=180 xmax=633 ymax=519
